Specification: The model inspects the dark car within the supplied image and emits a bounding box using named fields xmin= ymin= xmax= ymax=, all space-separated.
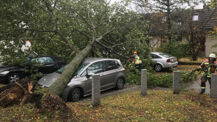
xmin=0 ymin=56 xmax=65 ymax=83
xmin=38 ymin=58 xmax=126 ymax=102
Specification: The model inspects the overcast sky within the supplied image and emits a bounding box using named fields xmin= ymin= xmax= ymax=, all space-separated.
xmin=109 ymin=0 xmax=212 ymax=12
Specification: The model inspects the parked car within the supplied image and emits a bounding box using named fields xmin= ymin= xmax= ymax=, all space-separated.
xmin=151 ymin=52 xmax=178 ymax=72
xmin=0 ymin=56 xmax=65 ymax=83
xmin=38 ymin=58 xmax=126 ymax=102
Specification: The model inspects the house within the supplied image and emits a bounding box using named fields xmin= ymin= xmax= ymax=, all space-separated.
xmin=204 ymin=8 xmax=217 ymax=56
xmin=145 ymin=7 xmax=217 ymax=57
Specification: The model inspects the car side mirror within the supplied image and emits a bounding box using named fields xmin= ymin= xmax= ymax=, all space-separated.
xmin=86 ymin=72 xmax=94 ymax=78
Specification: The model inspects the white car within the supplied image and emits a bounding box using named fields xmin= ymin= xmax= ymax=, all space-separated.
xmin=151 ymin=52 xmax=178 ymax=72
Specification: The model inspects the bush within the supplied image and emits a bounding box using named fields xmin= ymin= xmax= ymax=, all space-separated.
xmin=147 ymin=72 xmax=173 ymax=88
xmin=156 ymin=38 xmax=191 ymax=59
xmin=126 ymin=69 xmax=200 ymax=88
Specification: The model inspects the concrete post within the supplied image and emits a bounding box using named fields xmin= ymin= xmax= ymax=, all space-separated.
xmin=92 ymin=75 xmax=101 ymax=107
xmin=210 ymin=74 xmax=217 ymax=98
xmin=141 ymin=69 xmax=147 ymax=96
xmin=173 ymin=71 xmax=180 ymax=94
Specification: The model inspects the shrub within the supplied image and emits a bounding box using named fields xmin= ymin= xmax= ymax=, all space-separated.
xmin=126 ymin=69 xmax=200 ymax=88
xmin=147 ymin=72 xmax=173 ymax=88
xmin=156 ymin=37 xmax=191 ymax=59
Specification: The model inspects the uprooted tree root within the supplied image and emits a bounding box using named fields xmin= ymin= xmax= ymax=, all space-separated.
xmin=0 ymin=78 xmax=34 ymax=107
xmin=0 ymin=78 xmax=75 ymax=120
xmin=38 ymin=92 xmax=75 ymax=120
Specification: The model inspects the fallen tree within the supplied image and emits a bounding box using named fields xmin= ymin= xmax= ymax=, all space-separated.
xmin=0 ymin=78 xmax=68 ymax=110
xmin=0 ymin=0 xmax=151 ymax=111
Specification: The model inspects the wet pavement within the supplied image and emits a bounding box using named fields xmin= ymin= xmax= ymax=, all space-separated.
xmin=186 ymin=78 xmax=211 ymax=94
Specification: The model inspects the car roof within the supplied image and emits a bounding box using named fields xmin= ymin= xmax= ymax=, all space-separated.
xmin=83 ymin=58 xmax=119 ymax=64
xmin=151 ymin=52 xmax=162 ymax=54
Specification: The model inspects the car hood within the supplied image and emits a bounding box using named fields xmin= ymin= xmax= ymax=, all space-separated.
xmin=38 ymin=72 xmax=61 ymax=87
xmin=67 ymin=77 xmax=86 ymax=87
xmin=0 ymin=66 xmax=17 ymax=72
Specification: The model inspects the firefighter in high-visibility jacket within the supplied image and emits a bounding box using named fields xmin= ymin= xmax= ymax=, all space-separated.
xmin=132 ymin=51 xmax=142 ymax=70
xmin=200 ymin=53 xmax=217 ymax=94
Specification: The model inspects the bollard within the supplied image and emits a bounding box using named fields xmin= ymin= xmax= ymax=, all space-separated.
xmin=210 ymin=74 xmax=217 ymax=98
xmin=141 ymin=69 xmax=147 ymax=96
xmin=173 ymin=71 xmax=180 ymax=94
xmin=92 ymin=75 xmax=101 ymax=107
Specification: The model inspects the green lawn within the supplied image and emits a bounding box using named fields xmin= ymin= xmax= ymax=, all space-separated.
xmin=68 ymin=90 xmax=217 ymax=121
xmin=0 ymin=90 xmax=217 ymax=121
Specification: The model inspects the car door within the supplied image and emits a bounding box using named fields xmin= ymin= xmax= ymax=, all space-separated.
xmin=101 ymin=60 xmax=121 ymax=89
xmin=80 ymin=61 xmax=105 ymax=95
xmin=151 ymin=54 xmax=162 ymax=63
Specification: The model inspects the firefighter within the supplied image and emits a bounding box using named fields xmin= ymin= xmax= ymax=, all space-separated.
xmin=200 ymin=53 xmax=217 ymax=94
xmin=132 ymin=51 xmax=142 ymax=70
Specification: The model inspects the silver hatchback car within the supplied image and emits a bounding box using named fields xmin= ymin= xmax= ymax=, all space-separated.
xmin=151 ymin=52 xmax=178 ymax=72
xmin=38 ymin=58 xmax=126 ymax=102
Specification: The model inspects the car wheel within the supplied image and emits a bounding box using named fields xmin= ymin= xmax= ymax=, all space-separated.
xmin=8 ymin=73 xmax=20 ymax=83
xmin=116 ymin=78 xmax=125 ymax=89
xmin=154 ymin=64 xmax=162 ymax=72
xmin=70 ymin=88 xmax=82 ymax=102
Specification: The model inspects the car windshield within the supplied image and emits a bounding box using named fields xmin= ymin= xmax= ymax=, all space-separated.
xmin=56 ymin=63 xmax=89 ymax=75
xmin=158 ymin=53 xmax=172 ymax=58
xmin=74 ymin=63 xmax=89 ymax=76
xmin=57 ymin=65 xmax=67 ymax=73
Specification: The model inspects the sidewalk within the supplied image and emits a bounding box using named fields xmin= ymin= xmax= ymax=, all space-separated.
xmin=187 ymin=79 xmax=210 ymax=94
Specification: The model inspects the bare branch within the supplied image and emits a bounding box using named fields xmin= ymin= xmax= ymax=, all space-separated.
xmin=95 ymin=41 xmax=128 ymax=59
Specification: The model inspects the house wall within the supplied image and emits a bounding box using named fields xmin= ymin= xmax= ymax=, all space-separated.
xmin=149 ymin=36 xmax=188 ymax=51
xmin=205 ymin=34 xmax=217 ymax=57
xmin=149 ymin=36 xmax=162 ymax=51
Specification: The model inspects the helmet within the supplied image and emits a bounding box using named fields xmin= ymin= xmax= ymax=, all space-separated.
xmin=133 ymin=51 xmax=137 ymax=54
xmin=209 ymin=53 xmax=216 ymax=58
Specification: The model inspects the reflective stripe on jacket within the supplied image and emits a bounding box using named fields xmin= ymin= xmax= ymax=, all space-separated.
xmin=201 ymin=61 xmax=217 ymax=77
xmin=135 ymin=55 xmax=142 ymax=64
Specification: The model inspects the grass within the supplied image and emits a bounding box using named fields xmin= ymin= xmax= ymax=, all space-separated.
xmin=0 ymin=83 xmax=6 ymax=88
xmin=0 ymin=90 xmax=217 ymax=121
xmin=175 ymin=65 xmax=200 ymax=72
xmin=0 ymin=65 xmax=212 ymax=121
xmin=179 ymin=57 xmax=206 ymax=63
xmin=68 ymin=90 xmax=217 ymax=121
xmin=0 ymin=103 xmax=74 ymax=121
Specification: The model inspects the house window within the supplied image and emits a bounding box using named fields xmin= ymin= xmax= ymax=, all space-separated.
xmin=192 ymin=14 xmax=199 ymax=21
xmin=177 ymin=21 xmax=182 ymax=25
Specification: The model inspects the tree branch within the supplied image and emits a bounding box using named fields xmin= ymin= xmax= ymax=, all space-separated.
xmin=95 ymin=41 xmax=128 ymax=59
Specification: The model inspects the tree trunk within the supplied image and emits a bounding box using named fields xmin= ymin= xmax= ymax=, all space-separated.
xmin=166 ymin=0 xmax=172 ymax=45
xmin=48 ymin=40 xmax=95 ymax=96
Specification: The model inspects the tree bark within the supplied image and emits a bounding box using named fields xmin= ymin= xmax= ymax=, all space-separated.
xmin=48 ymin=40 xmax=95 ymax=96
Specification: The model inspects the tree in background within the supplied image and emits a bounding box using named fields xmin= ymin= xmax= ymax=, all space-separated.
xmin=133 ymin=0 xmax=188 ymax=49
xmin=132 ymin=0 xmax=217 ymax=60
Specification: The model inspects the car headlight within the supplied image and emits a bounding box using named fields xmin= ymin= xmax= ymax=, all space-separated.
xmin=0 ymin=71 xmax=10 ymax=75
